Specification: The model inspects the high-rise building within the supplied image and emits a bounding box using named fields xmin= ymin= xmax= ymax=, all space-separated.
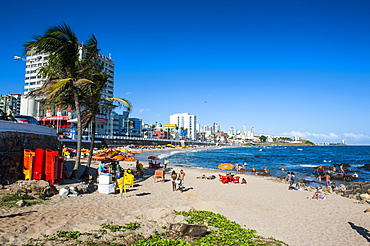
xmin=169 ymin=113 xmax=197 ymax=140
xmin=0 ymin=94 xmax=21 ymax=115
xmin=212 ymin=122 xmax=220 ymax=133
xmin=241 ymin=125 xmax=247 ymax=135
xmin=18 ymin=50 xmax=115 ymax=135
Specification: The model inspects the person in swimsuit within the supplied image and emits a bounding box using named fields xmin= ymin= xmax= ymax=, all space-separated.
xmin=171 ymin=170 xmax=178 ymax=191
xmin=280 ymin=164 xmax=285 ymax=172
xmin=324 ymin=173 xmax=331 ymax=186
xmin=178 ymin=169 xmax=186 ymax=192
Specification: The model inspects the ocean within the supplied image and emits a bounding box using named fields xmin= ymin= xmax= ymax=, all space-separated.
xmin=137 ymin=146 xmax=370 ymax=186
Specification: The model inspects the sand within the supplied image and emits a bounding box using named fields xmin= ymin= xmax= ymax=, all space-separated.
xmin=0 ymin=150 xmax=369 ymax=245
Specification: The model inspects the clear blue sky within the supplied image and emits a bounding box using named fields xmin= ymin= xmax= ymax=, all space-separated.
xmin=1 ymin=0 xmax=369 ymax=144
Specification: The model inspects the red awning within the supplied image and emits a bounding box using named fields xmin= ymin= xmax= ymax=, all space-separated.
xmin=40 ymin=116 xmax=70 ymax=121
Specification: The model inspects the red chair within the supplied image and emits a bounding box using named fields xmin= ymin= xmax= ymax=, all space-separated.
xmin=219 ymin=174 xmax=229 ymax=184
xmin=229 ymin=175 xmax=235 ymax=183
xmin=233 ymin=176 xmax=240 ymax=184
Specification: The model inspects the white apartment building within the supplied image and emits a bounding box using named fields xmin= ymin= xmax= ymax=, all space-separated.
xmin=18 ymin=49 xmax=115 ymax=135
xmin=169 ymin=113 xmax=197 ymax=140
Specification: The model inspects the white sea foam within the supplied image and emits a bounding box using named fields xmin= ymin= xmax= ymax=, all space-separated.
xmin=300 ymin=164 xmax=317 ymax=168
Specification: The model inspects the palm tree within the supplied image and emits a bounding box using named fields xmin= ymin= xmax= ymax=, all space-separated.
xmin=79 ymin=72 xmax=131 ymax=179
xmin=25 ymin=23 xmax=100 ymax=178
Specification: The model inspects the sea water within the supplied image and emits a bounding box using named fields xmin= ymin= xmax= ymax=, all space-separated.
xmin=138 ymin=146 xmax=370 ymax=185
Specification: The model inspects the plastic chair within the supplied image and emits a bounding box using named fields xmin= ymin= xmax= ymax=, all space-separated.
xmin=219 ymin=175 xmax=229 ymax=184
xmin=116 ymin=177 xmax=124 ymax=197
xmin=23 ymin=149 xmax=35 ymax=180
xmin=154 ymin=170 xmax=165 ymax=183
xmin=233 ymin=176 xmax=240 ymax=184
xmin=123 ymin=174 xmax=134 ymax=193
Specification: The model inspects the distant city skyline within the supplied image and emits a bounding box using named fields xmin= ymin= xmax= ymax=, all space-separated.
xmin=1 ymin=0 xmax=369 ymax=145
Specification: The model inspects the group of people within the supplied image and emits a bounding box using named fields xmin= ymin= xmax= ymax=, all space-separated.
xmin=285 ymin=172 xmax=300 ymax=190
xmin=317 ymin=164 xmax=359 ymax=185
xmin=0 ymin=105 xmax=16 ymax=121
xmin=235 ymin=162 xmax=247 ymax=171
xmin=149 ymin=160 xmax=162 ymax=169
xmin=170 ymin=169 xmax=186 ymax=192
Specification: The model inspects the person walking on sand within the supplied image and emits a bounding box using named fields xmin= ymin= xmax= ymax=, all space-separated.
xmin=285 ymin=172 xmax=291 ymax=183
xmin=178 ymin=169 xmax=186 ymax=192
xmin=171 ymin=170 xmax=178 ymax=191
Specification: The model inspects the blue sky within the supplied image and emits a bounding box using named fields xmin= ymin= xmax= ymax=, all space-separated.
xmin=1 ymin=0 xmax=369 ymax=144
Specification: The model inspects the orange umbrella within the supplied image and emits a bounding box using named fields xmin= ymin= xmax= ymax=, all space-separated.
xmin=130 ymin=151 xmax=141 ymax=155
xmin=148 ymin=156 xmax=159 ymax=160
xmin=218 ymin=163 xmax=235 ymax=170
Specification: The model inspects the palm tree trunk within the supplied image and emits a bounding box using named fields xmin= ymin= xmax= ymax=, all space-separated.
xmin=70 ymin=90 xmax=82 ymax=179
xmin=81 ymin=116 xmax=96 ymax=179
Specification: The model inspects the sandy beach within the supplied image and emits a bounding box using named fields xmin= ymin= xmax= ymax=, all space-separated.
xmin=0 ymin=149 xmax=369 ymax=246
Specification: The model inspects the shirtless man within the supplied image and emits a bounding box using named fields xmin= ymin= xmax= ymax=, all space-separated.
xmin=178 ymin=170 xmax=186 ymax=192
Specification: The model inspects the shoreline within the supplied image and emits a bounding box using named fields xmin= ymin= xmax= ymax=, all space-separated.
xmin=0 ymin=147 xmax=369 ymax=245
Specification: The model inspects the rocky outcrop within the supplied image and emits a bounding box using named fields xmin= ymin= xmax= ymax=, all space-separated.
xmin=9 ymin=180 xmax=59 ymax=198
xmin=360 ymin=164 xmax=370 ymax=170
xmin=169 ymin=223 xmax=208 ymax=237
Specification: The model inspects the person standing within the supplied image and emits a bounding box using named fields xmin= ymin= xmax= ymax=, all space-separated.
xmin=171 ymin=170 xmax=177 ymax=191
xmin=6 ymin=105 xmax=16 ymax=121
xmin=0 ymin=108 xmax=6 ymax=120
xmin=339 ymin=164 xmax=344 ymax=173
xmin=280 ymin=164 xmax=285 ymax=172
xmin=178 ymin=169 xmax=186 ymax=192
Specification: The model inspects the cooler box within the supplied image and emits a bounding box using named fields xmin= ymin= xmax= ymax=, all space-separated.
xmin=98 ymin=183 xmax=116 ymax=194
xmin=99 ymin=174 xmax=112 ymax=185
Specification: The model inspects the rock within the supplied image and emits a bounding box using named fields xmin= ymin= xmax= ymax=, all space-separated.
xmin=10 ymin=180 xmax=58 ymax=198
xmin=335 ymin=184 xmax=346 ymax=192
xmin=306 ymin=186 xmax=316 ymax=192
xmin=16 ymin=200 xmax=26 ymax=207
xmin=359 ymin=194 xmax=370 ymax=201
xmin=15 ymin=225 xmax=27 ymax=233
xmin=361 ymin=164 xmax=370 ymax=170
xmin=169 ymin=223 xmax=208 ymax=237
xmin=348 ymin=194 xmax=358 ymax=200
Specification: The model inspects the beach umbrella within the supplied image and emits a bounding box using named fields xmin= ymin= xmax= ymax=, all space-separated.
xmin=130 ymin=151 xmax=141 ymax=155
xmin=218 ymin=163 xmax=235 ymax=170
xmin=148 ymin=156 xmax=159 ymax=160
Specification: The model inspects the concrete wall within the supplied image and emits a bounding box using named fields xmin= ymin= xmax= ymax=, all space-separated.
xmin=0 ymin=121 xmax=60 ymax=184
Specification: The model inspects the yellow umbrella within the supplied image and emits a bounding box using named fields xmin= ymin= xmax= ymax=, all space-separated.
xmin=218 ymin=163 xmax=235 ymax=170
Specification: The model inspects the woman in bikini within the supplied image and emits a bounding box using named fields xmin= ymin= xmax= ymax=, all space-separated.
xmin=171 ymin=170 xmax=178 ymax=191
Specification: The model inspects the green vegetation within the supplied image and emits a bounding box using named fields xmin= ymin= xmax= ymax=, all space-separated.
xmin=100 ymin=222 xmax=141 ymax=232
xmin=304 ymin=140 xmax=315 ymax=145
xmin=0 ymin=193 xmax=44 ymax=208
xmin=24 ymin=210 xmax=287 ymax=246
xmin=259 ymin=135 xmax=268 ymax=143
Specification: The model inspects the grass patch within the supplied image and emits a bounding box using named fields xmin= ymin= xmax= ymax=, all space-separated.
xmin=0 ymin=194 xmax=44 ymax=208
xmin=25 ymin=210 xmax=288 ymax=246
